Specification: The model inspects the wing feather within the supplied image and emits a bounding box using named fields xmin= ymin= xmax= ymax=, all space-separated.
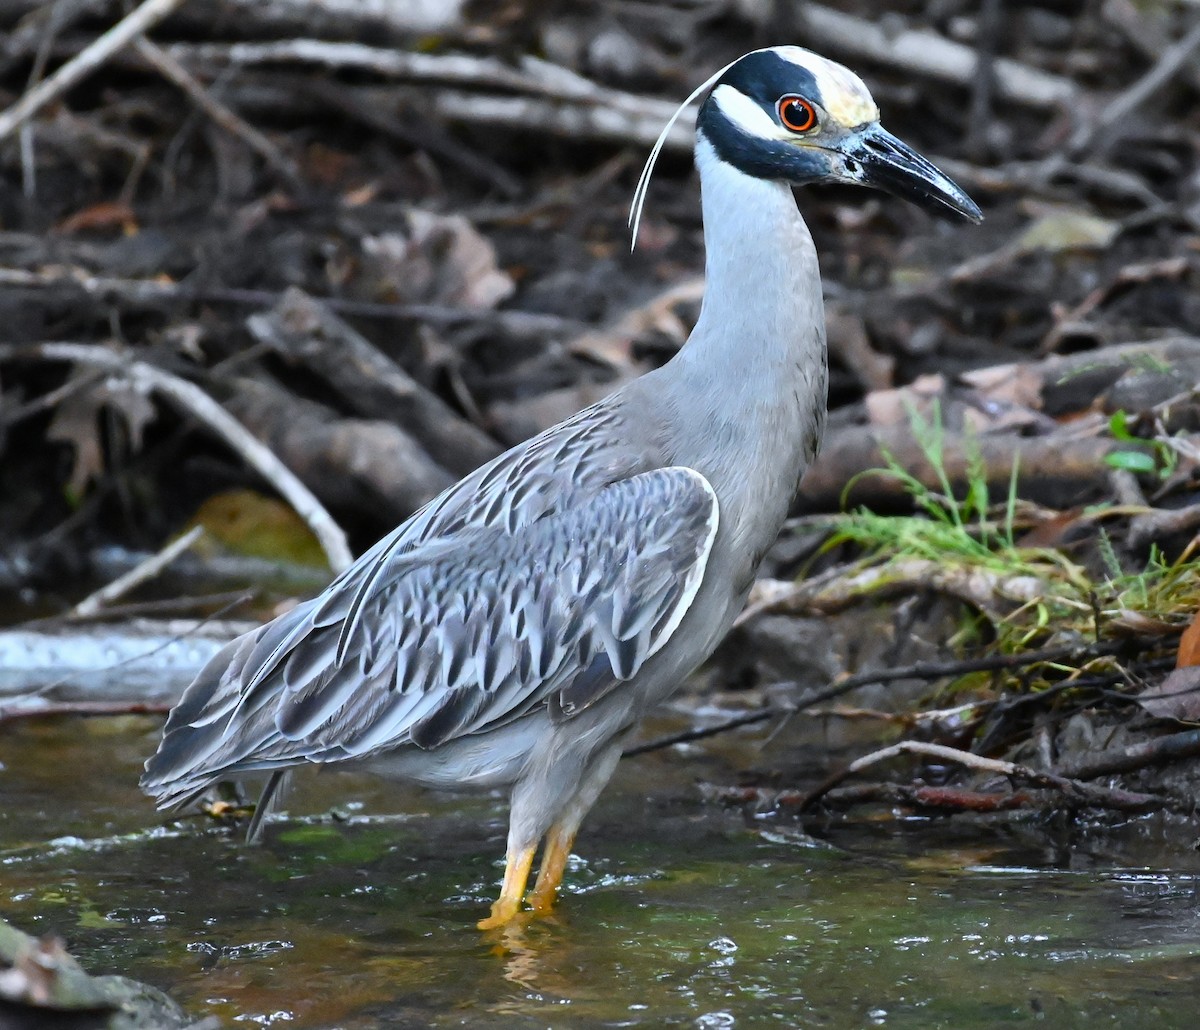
xmin=142 ymin=465 xmax=718 ymax=804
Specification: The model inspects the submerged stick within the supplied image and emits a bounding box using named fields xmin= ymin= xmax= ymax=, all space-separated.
xmin=71 ymin=526 xmax=206 ymax=618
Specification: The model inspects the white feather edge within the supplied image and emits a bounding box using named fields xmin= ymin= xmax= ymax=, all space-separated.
xmin=642 ymin=466 xmax=719 ymax=659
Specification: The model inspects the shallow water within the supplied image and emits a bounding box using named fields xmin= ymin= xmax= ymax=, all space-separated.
xmin=2 ymin=715 xmax=1199 ymax=1028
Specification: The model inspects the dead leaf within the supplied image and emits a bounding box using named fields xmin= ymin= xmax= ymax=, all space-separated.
xmin=55 ymin=200 xmax=138 ymax=236
xmin=567 ymin=276 xmax=702 ymax=369
xmin=1176 ymin=609 xmax=1200 ymax=668
xmin=46 ymin=369 xmax=157 ymax=497
xmin=1017 ymin=208 xmax=1118 ymax=254
xmin=1137 ymin=667 xmax=1200 ymax=722
xmin=960 ymin=362 xmax=1044 ymax=410
xmin=359 ymin=210 xmax=514 ymax=310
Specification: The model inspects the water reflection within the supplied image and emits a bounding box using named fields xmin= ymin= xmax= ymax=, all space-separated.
xmin=2 ymin=718 xmax=1200 ymax=1028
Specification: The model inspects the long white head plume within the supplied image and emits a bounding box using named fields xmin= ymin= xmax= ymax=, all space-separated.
xmin=627 ymin=55 xmax=742 ymax=251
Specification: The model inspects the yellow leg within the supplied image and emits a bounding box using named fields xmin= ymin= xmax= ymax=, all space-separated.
xmin=527 ymin=822 xmax=576 ymax=914
xmin=477 ymin=843 xmax=536 ymax=930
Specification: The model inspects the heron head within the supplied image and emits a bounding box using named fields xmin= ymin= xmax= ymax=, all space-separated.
xmin=697 ymin=46 xmax=982 ymax=223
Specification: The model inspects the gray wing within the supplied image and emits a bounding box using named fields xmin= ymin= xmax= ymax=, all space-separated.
xmin=143 ymin=466 xmax=718 ymax=806
xmin=258 ymin=400 xmax=647 ymax=678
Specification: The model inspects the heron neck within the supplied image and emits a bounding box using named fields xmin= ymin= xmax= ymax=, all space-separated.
xmin=651 ymin=132 xmax=827 ymax=563
xmin=677 ymin=135 xmax=824 ymax=383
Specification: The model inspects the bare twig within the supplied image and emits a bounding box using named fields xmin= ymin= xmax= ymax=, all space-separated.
xmin=625 ymin=710 xmax=774 ymax=757
xmin=1102 ymin=0 xmax=1200 ymax=94
xmin=625 ymin=639 xmax=1149 ymax=757
xmin=628 ymin=633 xmax=1161 ymax=753
xmin=0 ymin=0 xmax=191 ymax=143
xmin=1069 ymin=17 xmax=1200 ymax=158
xmin=0 ymin=342 xmax=353 ymax=572
xmin=0 ymin=266 xmax=576 ymax=337
xmin=801 ymin=740 xmax=1175 ymax=814
xmin=132 ymin=36 xmax=301 ymax=187
xmin=71 ymin=526 xmax=205 ymax=618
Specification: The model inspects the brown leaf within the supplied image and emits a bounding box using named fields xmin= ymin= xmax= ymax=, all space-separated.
xmin=1176 ymin=609 xmax=1200 ymax=668
xmin=55 ymin=200 xmax=137 ymax=235
xmin=1137 ymin=667 xmax=1200 ymax=722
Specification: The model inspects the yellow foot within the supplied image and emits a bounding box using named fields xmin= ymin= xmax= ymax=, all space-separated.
xmin=525 ymin=883 xmax=559 ymax=916
xmin=477 ymin=898 xmax=523 ymax=930
xmin=476 ymin=842 xmax=536 ymax=930
xmin=525 ymin=821 xmax=576 ymax=916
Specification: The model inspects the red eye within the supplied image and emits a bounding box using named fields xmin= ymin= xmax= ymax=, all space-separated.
xmin=778 ymin=95 xmax=817 ymax=133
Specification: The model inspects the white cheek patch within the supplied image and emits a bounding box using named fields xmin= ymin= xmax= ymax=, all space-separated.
xmin=710 ymin=84 xmax=786 ymax=139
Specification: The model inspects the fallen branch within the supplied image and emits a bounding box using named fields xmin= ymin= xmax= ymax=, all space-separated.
xmin=735 ymin=558 xmax=1057 ymax=624
xmin=0 ymin=0 xmax=190 ymax=142
xmin=626 ymin=640 xmax=1137 ymax=756
xmin=189 ymin=0 xmax=464 ymax=38
xmin=224 ymin=377 xmax=455 ymax=519
xmin=246 ymin=288 xmax=501 ymax=476
xmin=166 ymin=40 xmax=695 ymax=149
xmin=0 ymin=266 xmax=575 ymax=337
xmin=0 ymin=699 xmax=171 ymax=727
xmin=132 ymin=36 xmax=301 ymax=187
xmin=799 ymin=740 xmax=1177 ymax=814
xmin=0 ymin=342 xmax=353 ymax=572
xmin=1054 ymin=727 xmax=1200 ymax=781
xmin=800 ymin=422 xmax=1119 ymax=513
xmin=71 ymin=525 xmax=205 ymax=617
xmin=1127 ymin=501 xmax=1200 ymax=551
xmin=699 ymin=781 xmax=1035 ymax=814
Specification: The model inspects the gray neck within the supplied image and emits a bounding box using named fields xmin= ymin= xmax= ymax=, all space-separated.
xmin=664 ymin=134 xmax=827 ymax=463
xmin=642 ymin=132 xmax=828 ymax=590
xmin=684 ymin=134 xmax=823 ymax=369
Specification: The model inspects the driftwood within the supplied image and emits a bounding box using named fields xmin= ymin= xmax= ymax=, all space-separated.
xmin=0 ymin=618 xmax=248 ymax=703
xmin=800 ymin=424 xmax=1118 ymax=513
xmin=224 ymin=377 xmax=455 ymax=519
xmin=246 ymin=288 xmax=501 ymax=476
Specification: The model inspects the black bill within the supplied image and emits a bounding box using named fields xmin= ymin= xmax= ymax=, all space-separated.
xmin=843 ymin=124 xmax=983 ymax=223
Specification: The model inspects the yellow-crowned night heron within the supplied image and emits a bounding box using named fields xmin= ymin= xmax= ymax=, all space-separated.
xmin=142 ymin=46 xmax=981 ymax=929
